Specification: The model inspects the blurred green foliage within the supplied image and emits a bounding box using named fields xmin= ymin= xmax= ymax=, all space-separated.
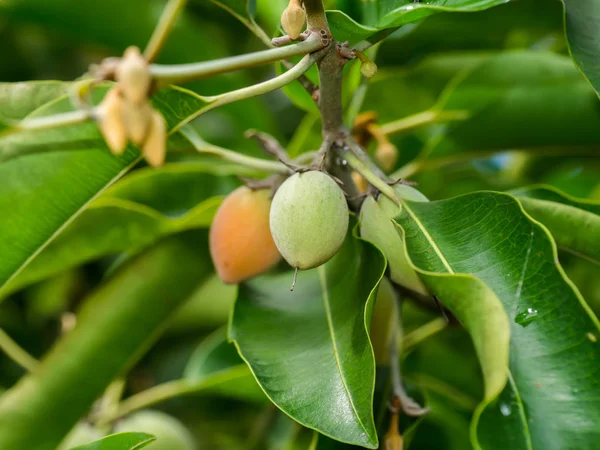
xmin=0 ymin=0 xmax=598 ymax=449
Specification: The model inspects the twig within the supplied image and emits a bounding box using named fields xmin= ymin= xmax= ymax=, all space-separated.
xmin=389 ymin=308 xmax=430 ymax=417
xmin=96 ymin=366 xmax=250 ymax=425
xmin=144 ymin=0 xmax=188 ymax=63
xmin=169 ymin=53 xmax=318 ymax=133
xmin=402 ymin=317 xmax=449 ymax=351
xmin=342 ymin=137 xmax=400 ymax=205
xmin=0 ymin=328 xmax=39 ymax=373
xmin=3 ymin=109 xmax=94 ymax=136
xmin=183 ymin=128 xmax=292 ymax=174
xmin=150 ymin=32 xmax=324 ymax=85
xmin=379 ymin=109 xmax=470 ymax=136
xmin=244 ymin=129 xmax=289 ymax=162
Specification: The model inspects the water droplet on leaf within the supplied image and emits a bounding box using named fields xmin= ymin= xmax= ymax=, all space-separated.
xmin=500 ymin=403 xmax=512 ymax=416
xmin=515 ymin=307 xmax=539 ymax=327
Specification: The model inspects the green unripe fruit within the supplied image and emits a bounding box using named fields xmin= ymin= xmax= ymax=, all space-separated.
xmin=115 ymin=410 xmax=195 ymax=450
xmin=58 ymin=422 xmax=103 ymax=449
xmin=360 ymin=60 xmax=378 ymax=79
xmin=270 ymin=171 xmax=349 ymax=269
xmin=369 ymin=277 xmax=399 ymax=366
xmin=360 ymin=185 xmax=429 ymax=295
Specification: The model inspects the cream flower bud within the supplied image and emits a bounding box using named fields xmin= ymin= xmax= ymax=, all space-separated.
xmin=142 ymin=110 xmax=167 ymax=167
xmin=116 ymin=46 xmax=151 ymax=104
xmin=121 ymin=100 xmax=153 ymax=146
xmin=98 ymin=87 xmax=127 ymax=155
xmin=281 ymin=0 xmax=306 ymax=40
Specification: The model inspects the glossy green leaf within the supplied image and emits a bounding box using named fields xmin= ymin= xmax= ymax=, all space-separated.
xmin=0 ymin=234 xmax=212 ymax=449
xmin=561 ymin=0 xmax=600 ymax=96
xmin=512 ymin=185 xmax=600 ymax=265
xmin=393 ymin=192 xmax=600 ymax=449
xmin=229 ymin=229 xmax=386 ymax=448
xmin=1 ymin=163 xmax=237 ymax=297
xmin=425 ymin=51 xmax=600 ymax=160
xmin=326 ymin=0 xmax=510 ymax=44
xmin=327 ymin=11 xmax=378 ymax=45
xmin=70 ymin=432 xmax=155 ymax=450
xmin=392 ymin=218 xmax=510 ymax=403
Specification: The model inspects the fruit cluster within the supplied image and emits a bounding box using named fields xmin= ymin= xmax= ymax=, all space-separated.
xmin=209 ymin=170 xmax=349 ymax=285
xmin=209 ymin=166 xmax=429 ymax=294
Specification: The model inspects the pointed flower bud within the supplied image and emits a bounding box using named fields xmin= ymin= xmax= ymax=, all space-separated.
xmin=375 ymin=140 xmax=399 ymax=172
xmin=115 ymin=46 xmax=151 ymax=104
xmin=143 ymin=110 xmax=167 ymax=167
xmin=120 ymin=100 xmax=153 ymax=146
xmin=281 ymin=0 xmax=306 ymax=40
xmin=98 ymin=87 xmax=127 ymax=155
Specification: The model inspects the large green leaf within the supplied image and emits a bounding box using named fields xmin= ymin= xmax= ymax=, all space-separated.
xmin=0 ymin=84 xmax=140 ymax=293
xmin=229 ymin=229 xmax=386 ymax=448
xmin=70 ymin=433 xmax=155 ymax=450
xmin=327 ymin=0 xmax=511 ymax=44
xmin=512 ymin=185 xmax=600 ymax=265
xmin=0 ymin=234 xmax=212 ymax=449
xmin=424 ymin=51 xmax=600 ymax=160
xmin=0 ymin=162 xmax=240 ymax=297
xmin=393 ymin=192 xmax=600 ymax=449
xmin=561 ymin=0 xmax=600 ymax=96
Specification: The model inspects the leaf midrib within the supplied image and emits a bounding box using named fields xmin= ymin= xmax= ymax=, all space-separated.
xmin=507 ymin=371 xmax=534 ymax=450
xmin=318 ymin=265 xmax=373 ymax=442
xmin=401 ymin=199 xmax=455 ymax=273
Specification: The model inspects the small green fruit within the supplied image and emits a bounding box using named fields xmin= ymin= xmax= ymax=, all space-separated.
xmin=270 ymin=171 xmax=349 ymax=269
xmin=58 ymin=422 xmax=103 ymax=449
xmin=360 ymin=60 xmax=378 ymax=78
xmin=115 ymin=410 xmax=195 ymax=450
xmin=369 ymin=277 xmax=398 ymax=366
xmin=360 ymin=185 xmax=429 ymax=295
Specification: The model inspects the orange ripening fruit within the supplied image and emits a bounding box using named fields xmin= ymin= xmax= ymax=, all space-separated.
xmin=210 ymin=186 xmax=281 ymax=284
